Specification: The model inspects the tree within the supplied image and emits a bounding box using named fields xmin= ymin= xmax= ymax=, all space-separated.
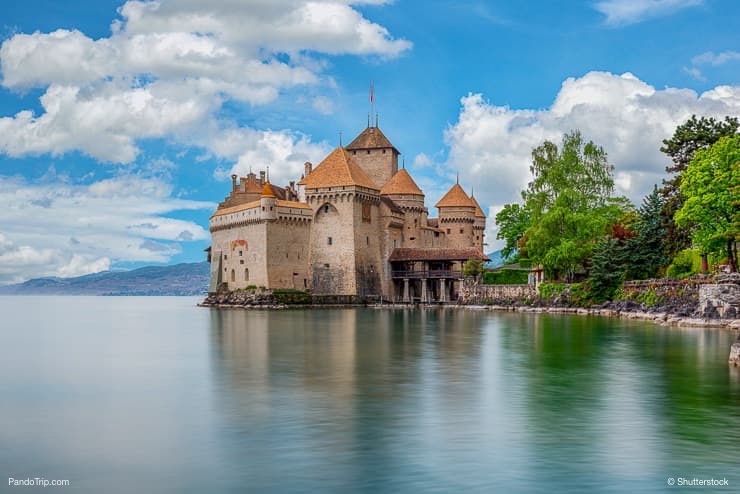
xmin=520 ymin=131 xmax=628 ymax=281
xmin=659 ymin=115 xmax=739 ymax=258
xmin=589 ymin=237 xmax=627 ymax=302
xmin=495 ymin=203 xmax=530 ymax=260
xmin=675 ymin=135 xmax=740 ymax=272
xmin=625 ymin=186 xmax=667 ymax=279
xmin=462 ymin=259 xmax=484 ymax=277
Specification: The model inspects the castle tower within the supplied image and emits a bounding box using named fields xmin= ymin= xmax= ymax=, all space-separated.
xmin=345 ymin=125 xmax=399 ymax=189
xmin=298 ymin=147 xmax=383 ymax=298
xmin=260 ymin=181 xmax=277 ymax=221
xmin=435 ymin=182 xmax=477 ymax=249
xmin=380 ymin=168 xmax=428 ymax=248
xmin=470 ymin=193 xmax=487 ymax=252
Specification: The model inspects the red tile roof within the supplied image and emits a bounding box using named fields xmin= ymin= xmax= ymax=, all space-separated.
xmin=389 ymin=248 xmax=490 ymax=262
xmin=380 ymin=168 xmax=424 ymax=196
xmin=298 ymin=147 xmax=379 ymax=190
xmin=346 ymin=126 xmax=398 ymax=152
xmin=435 ymin=183 xmax=477 ymax=208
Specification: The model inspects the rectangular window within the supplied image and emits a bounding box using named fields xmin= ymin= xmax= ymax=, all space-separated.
xmin=239 ymin=250 xmax=243 ymax=256
xmin=324 ymin=263 xmax=330 ymax=268
xmin=460 ymin=228 xmax=464 ymax=234
xmin=366 ymin=236 xmax=369 ymax=245
xmin=447 ymin=229 xmax=451 ymax=234
xmin=328 ymin=237 xmax=333 ymax=245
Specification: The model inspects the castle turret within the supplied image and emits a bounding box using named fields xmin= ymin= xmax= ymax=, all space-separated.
xmin=260 ymin=181 xmax=277 ymax=220
xmin=470 ymin=192 xmax=487 ymax=252
xmin=381 ymin=168 xmax=428 ymax=247
xmin=345 ymin=125 xmax=399 ymax=189
xmin=435 ymin=182 xmax=477 ymax=249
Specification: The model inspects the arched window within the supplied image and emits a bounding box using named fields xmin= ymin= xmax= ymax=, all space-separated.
xmin=231 ymin=269 xmax=235 ymax=282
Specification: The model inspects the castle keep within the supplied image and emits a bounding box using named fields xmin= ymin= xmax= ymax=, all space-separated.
xmin=207 ymin=124 xmax=488 ymax=302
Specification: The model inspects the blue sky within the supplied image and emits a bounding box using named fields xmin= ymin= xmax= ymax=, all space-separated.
xmin=0 ymin=0 xmax=738 ymax=283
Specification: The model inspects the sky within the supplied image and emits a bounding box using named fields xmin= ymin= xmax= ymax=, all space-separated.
xmin=0 ymin=0 xmax=738 ymax=284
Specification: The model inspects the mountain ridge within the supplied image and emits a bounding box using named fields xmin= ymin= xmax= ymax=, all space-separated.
xmin=0 ymin=262 xmax=210 ymax=295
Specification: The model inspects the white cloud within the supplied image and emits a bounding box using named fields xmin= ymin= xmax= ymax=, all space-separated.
xmin=206 ymin=125 xmax=332 ymax=186
xmin=0 ymin=0 xmax=410 ymax=164
xmin=312 ymin=95 xmax=334 ymax=115
xmin=443 ymin=71 xmax=740 ymax=249
xmin=0 ymin=174 xmax=214 ymax=284
xmin=412 ymin=152 xmax=432 ymax=168
xmin=682 ymin=66 xmax=705 ymax=81
xmin=594 ymin=0 xmax=702 ymax=26
xmin=691 ymin=50 xmax=740 ymax=66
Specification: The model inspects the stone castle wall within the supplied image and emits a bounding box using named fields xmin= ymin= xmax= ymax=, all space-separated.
xmin=348 ymin=147 xmax=397 ymax=189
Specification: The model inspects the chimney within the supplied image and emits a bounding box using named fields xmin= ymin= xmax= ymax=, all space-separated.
xmin=259 ymin=170 xmax=266 ymax=185
xmin=304 ymin=162 xmax=312 ymax=177
xmin=231 ymin=174 xmax=237 ymax=193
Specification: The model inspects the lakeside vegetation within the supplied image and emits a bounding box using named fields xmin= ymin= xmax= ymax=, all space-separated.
xmin=492 ymin=115 xmax=739 ymax=303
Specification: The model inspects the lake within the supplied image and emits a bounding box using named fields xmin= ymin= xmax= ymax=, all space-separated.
xmin=1 ymin=297 xmax=738 ymax=493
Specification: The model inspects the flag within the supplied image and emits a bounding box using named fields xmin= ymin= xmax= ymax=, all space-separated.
xmin=370 ymin=82 xmax=374 ymax=104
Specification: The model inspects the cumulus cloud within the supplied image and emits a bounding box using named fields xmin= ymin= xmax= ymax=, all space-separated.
xmin=443 ymin=71 xmax=740 ymax=248
xmin=594 ymin=0 xmax=702 ymax=26
xmin=0 ymin=174 xmax=214 ymax=284
xmin=0 ymin=0 xmax=410 ymax=164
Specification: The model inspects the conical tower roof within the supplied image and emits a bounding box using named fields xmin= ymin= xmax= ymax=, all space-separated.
xmin=470 ymin=194 xmax=486 ymax=218
xmin=298 ymin=147 xmax=379 ymax=190
xmin=380 ymin=168 xmax=424 ymax=196
xmin=435 ymin=183 xmax=477 ymax=208
xmin=261 ymin=181 xmax=276 ymax=198
xmin=346 ymin=126 xmax=398 ymax=152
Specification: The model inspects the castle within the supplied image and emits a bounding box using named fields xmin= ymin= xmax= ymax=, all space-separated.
xmin=207 ymin=122 xmax=488 ymax=302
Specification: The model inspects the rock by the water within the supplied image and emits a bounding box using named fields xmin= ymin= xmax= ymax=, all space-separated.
xmin=729 ymin=341 xmax=740 ymax=366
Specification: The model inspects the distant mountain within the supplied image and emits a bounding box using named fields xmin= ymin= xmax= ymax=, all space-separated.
xmin=0 ymin=262 xmax=210 ymax=296
xmin=485 ymin=249 xmax=505 ymax=268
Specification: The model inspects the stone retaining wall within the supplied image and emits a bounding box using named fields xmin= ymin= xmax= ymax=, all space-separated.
xmin=459 ymin=281 xmax=537 ymax=305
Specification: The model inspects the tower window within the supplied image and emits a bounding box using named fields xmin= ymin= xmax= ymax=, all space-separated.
xmin=245 ymin=268 xmax=249 ymax=281
xmin=366 ymin=236 xmax=369 ymax=245
xmin=239 ymin=250 xmax=243 ymax=256
xmin=324 ymin=205 xmax=329 ymax=213
xmin=353 ymin=151 xmax=356 ymax=155
xmin=367 ymin=150 xmax=370 ymax=154
xmin=382 ymin=149 xmax=386 ymax=154
xmin=447 ymin=229 xmax=451 ymax=234
xmin=460 ymin=228 xmax=464 ymax=234
xmin=328 ymin=237 xmax=333 ymax=245
xmin=231 ymin=269 xmax=235 ymax=282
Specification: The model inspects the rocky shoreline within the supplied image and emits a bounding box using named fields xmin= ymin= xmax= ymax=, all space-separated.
xmin=452 ymin=303 xmax=740 ymax=330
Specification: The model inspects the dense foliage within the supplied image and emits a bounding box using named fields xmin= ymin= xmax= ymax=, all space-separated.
xmin=483 ymin=269 xmax=529 ymax=285
xmin=675 ymin=135 xmax=740 ymax=271
xmin=659 ymin=115 xmax=739 ymax=259
xmin=462 ymin=259 xmax=485 ymax=277
xmin=496 ymin=130 xmax=629 ymax=281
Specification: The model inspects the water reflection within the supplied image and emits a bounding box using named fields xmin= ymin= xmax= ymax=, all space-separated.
xmin=208 ymin=309 xmax=740 ymax=493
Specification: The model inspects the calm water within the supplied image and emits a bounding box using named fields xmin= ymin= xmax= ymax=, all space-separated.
xmin=1 ymin=297 xmax=739 ymax=493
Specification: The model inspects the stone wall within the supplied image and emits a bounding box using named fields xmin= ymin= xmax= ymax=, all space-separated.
xmin=459 ymin=280 xmax=537 ymax=305
xmin=698 ymin=273 xmax=740 ymax=319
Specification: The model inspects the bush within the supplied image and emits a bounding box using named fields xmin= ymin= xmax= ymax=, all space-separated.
xmin=568 ymin=281 xmax=592 ymax=307
xmin=666 ymin=249 xmax=702 ymax=278
xmin=483 ymin=269 xmax=529 ymax=285
xmin=272 ymin=289 xmax=312 ymax=304
xmin=538 ymin=282 xmax=565 ymax=299
xmin=463 ymin=259 xmax=485 ymax=277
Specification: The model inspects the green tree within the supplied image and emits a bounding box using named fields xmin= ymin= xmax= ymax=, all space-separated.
xmin=675 ymin=135 xmax=740 ymax=272
xmin=659 ymin=115 xmax=739 ymax=259
xmin=589 ymin=237 xmax=627 ymax=302
xmin=462 ymin=258 xmax=484 ymax=277
xmin=494 ymin=203 xmax=530 ymax=260
xmin=625 ymin=186 xmax=667 ymax=279
xmin=521 ymin=131 xmax=628 ymax=281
